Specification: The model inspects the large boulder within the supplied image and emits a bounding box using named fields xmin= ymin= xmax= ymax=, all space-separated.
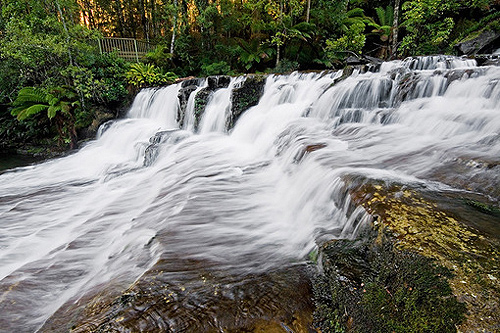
xmin=455 ymin=30 xmax=500 ymax=55
xmin=314 ymin=180 xmax=500 ymax=332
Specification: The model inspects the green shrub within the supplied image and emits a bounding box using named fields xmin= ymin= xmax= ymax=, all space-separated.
xmin=126 ymin=63 xmax=178 ymax=88
xmin=200 ymin=61 xmax=232 ymax=76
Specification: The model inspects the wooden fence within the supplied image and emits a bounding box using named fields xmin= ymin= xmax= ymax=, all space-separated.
xmin=98 ymin=38 xmax=155 ymax=62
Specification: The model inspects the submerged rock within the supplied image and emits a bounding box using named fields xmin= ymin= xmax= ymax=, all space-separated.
xmin=144 ymin=130 xmax=190 ymax=166
xmin=41 ymin=259 xmax=314 ymax=332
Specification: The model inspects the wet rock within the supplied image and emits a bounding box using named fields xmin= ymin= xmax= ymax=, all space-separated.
xmin=314 ymin=224 xmax=465 ymax=333
xmin=144 ymin=130 xmax=190 ymax=166
xmin=474 ymin=54 xmax=500 ymax=66
xmin=455 ymin=30 xmax=500 ymax=55
xmin=428 ymin=155 xmax=500 ymax=200
xmin=336 ymin=181 xmax=500 ymax=332
xmin=228 ymin=75 xmax=266 ymax=129
xmin=42 ymin=259 xmax=315 ymax=332
xmin=180 ymin=77 xmax=200 ymax=88
xmin=77 ymin=109 xmax=115 ymax=141
xmin=192 ymin=88 xmax=212 ymax=131
xmin=443 ymin=68 xmax=482 ymax=87
xmin=345 ymin=56 xmax=367 ymax=66
xmin=395 ymin=72 xmax=422 ymax=103
xmin=177 ymin=85 xmax=199 ymax=126
xmin=334 ymin=66 xmax=355 ymax=84
xmin=187 ymin=76 xmax=233 ymax=132
xmin=207 ymin=75 xmax=231 ymax=90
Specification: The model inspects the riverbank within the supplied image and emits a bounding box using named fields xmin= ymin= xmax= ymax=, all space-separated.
xmin=0 ymin=152 xmax=46 ymax=172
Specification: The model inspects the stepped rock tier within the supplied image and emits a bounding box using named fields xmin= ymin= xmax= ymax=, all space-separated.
xmin=0 ymin=56 xmax=499 ymax=332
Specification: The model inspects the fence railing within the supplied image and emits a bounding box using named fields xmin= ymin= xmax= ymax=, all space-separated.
xmin=98 ymin=38 xmax=155 ymax=62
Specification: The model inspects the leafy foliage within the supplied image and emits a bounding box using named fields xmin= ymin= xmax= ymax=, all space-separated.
xmin=126 ymin=63 xmax=178 ymax=88
xmin=1 ymin=0 xmax=499 ymax=151
xmin=200 ymin=61 xmax=232 ymax=76
xmin=11 ymin=86 xmax=80 ymax=148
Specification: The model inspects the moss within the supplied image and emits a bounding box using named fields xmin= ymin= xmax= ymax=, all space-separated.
xmin=349 ymin=183 xmax=500 ymax=332
xmin=228 ymin=75 xmax=266 ymax=129
xmin=464 ymin=199 xmax=500 ymax=216
xmin=313 ymin=226 xmax=465 ymax=333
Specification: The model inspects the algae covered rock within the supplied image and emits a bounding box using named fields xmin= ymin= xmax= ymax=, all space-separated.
xmin=314 ymin=224 xmax=466 ymax=333
xmin=228 ymin=75 xmax=266 ymax=129
xmin=321 ymin=181 xmax=500 ymax=332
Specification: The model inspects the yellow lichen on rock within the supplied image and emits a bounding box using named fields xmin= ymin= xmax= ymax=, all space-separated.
xmin=351 ymin=183 xmax=500 ymax=332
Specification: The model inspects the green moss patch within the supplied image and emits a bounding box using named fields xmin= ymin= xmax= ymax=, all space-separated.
xmin=314 ymin=226 xmax=465 ymax=333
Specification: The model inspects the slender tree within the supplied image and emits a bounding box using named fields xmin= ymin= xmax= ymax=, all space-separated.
xmin=392 ymin=0 xmax=400 ymax=58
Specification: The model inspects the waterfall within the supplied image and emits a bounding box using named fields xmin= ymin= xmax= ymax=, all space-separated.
xmin=0 ymin=56 xmax=499 ymax=331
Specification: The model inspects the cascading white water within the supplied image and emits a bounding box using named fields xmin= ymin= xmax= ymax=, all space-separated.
xmin=1 ymin=56 xmax=499 ymax=332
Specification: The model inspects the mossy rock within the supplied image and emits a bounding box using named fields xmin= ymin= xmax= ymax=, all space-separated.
xmin=228 ymin=75 xmax=266 ymax=129
xmin=345 ymin=181 xmax=500 ymax=332
xmin=314 ymin=225 xmax=466 ymax=333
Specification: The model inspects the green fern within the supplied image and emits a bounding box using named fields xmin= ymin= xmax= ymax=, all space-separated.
xmin=11 ymin=87 xmax=50 ymax=121
xmin=126 ymin=63 xmax=177 ymax=88
xmin=10 ymin=86 xmax=81 ymax=148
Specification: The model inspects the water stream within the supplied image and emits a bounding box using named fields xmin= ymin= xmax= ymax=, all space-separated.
xmin=0 ymin=56 xmax=499 ymax=332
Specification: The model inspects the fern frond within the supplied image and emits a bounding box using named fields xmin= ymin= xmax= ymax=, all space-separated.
xmin=12 ymin=87 xmax=47 ymax=106
xmin=12 ymin=104 xmax=48 ymax=121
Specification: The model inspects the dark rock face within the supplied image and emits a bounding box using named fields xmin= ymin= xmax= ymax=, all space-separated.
xmin=475 ymin=54 xmax=500 ymax=66
xmin=192 ymin=88 xmax=212 ymax=131
xmin=177 ymin=75 xmax=233 ymax=131
xmin=190 ymin=76 xmax=232 ymax=131
xmin=177 ymin=85 xmax=199 ymax=126
xmin=207 ymin=75 xmax=231 ymax=90
xmin=181 ymin=78 xmax=201 ymax=88
xmin=345 ymin=55 xmax=367 ymax=65
xmin=455 ymin=30 xmax=500 ymax=55
xmin=77 ymin=108 xmax=116 ymax=141
xmin=228 ymin=75 xmax=266 ymax=129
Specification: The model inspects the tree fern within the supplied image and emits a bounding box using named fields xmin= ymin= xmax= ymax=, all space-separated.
xmin=10 ymin=85 xmax=81 ymax=148
xmin=11 ymin=87 xmax=50 ymax=120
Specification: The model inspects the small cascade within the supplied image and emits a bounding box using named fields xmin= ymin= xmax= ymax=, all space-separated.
xmin=402 ymin=55 xmax=477 ymax=70
xmin=199 ymin=77 xmax=244 ymax=133
xmin=0 ymin=55 xmax=499 ymax=331
xmin=182 ymin=81 xmax=208 ymax=131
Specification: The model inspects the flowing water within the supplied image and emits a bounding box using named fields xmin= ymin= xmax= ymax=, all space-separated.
xmin=0 ymin=56 xmax=499 ymax=332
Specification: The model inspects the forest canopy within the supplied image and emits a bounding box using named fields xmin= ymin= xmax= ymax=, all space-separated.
xmin=0 ymin=0 xmax=499 ymax=151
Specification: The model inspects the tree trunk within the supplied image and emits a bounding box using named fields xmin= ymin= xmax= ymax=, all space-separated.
xmin=276 ymin=0 xmax=283 ymax=67
xmin=55 ymin=0 xmax=73 ymax=66
xmin=392 ymin=0 xmax=400 ymax=58
xmin=306 ymin=0 xmax=311 ymax=23
xmin=114 ymin=0 xmax=125 ymax=37
xmin=170 ymin=0 xmax=178 ymax=54
xmin=150 ymin=0 xmax=157 ymax=39
xmin=139 ymin=0 xmax=149 ymax=41
xmin=276 ymin=43 xmax=281 ymax=68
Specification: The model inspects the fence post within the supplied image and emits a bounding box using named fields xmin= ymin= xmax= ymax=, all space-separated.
xmin=134 ymin=39 xmax=139 ymax=62
xmin=98 ymin=39 xmax=102 ymax=55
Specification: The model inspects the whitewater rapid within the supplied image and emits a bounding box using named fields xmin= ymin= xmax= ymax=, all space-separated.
xmin=0 ymin=55 xmax=499 ymax=331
